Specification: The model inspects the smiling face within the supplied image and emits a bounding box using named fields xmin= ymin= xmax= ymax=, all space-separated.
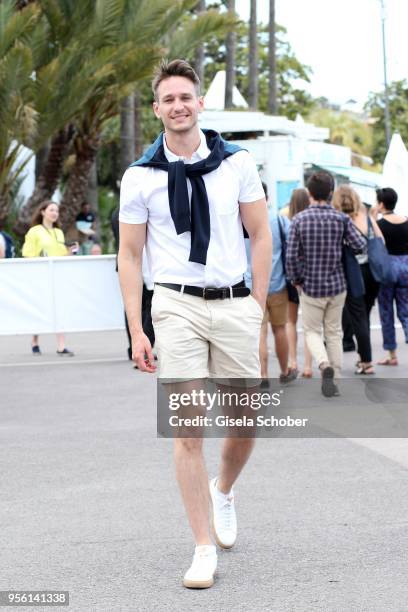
xmin=152 ymin=76 xmax=204 ymax=135
xmin=41 ymin=203 xmax=59 ymax=225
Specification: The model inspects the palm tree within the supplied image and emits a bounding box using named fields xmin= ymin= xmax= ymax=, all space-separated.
xmin=225 ymin=0 xmax=236 ymax=109
xmin=59 ymin=0 xmax=230 ymax=229
xmin=12 ymin=0 xmax=138 ymax=232
xmin=120 ymin=95 xmax=135 ymax=177
xmin=14 ymin=127 xmax=73 ymax=233
xmin=7 ymin=0 xmax=229 ymax=232
xmin=268 ymin=0 xmax=277 ymax=114
xmin=0 ymin=0 xmax=40 ymax=225
xmin=14 ymin=0 xmax=168 ymax=232
xmin=134 ymin=88 xmax=143 ymax=159
xmin=194 ymin=0 xmax=206 ymax=85
xmin=248 ymin=0 xmax=258 ymax=110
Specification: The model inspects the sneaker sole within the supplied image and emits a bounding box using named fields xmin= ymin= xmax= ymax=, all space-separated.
xmin=209 ymin=494 xmax=236 ymax=550
xmin=183 ymin=576 xmax=214 ymax=589
xmin=321 ymin=366 xmax=336 ymax=397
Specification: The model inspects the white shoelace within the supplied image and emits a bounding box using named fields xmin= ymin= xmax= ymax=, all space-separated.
xmin=195 ymin=551 xmax=213 ymax=560
xmin=220 ymin=496 xmax=234 ymax=528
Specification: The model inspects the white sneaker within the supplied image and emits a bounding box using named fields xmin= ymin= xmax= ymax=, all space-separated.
xmin=183 ymin=545 xmax=217 ymax=589
xmin=209 ymin=477 xmax=237 ymax=549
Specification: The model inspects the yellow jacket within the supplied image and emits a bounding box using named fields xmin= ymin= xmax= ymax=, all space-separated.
xmin=22 ymin=225 xmax=68 ymax=258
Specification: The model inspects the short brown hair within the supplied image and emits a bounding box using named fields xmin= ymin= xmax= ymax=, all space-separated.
xmin=152 ymin=59 xmax=201 ymax=101
xmin=332 ymin=185 xmax=362 ymax=218
xmin=306 ymin=171 xmax=334 ymax=201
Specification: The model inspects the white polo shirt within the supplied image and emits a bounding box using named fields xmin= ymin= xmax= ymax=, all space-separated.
xmin=119 ymin=129 xmax=264 ymax=288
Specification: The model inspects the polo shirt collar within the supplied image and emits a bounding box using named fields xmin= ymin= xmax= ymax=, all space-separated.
xmin=163 ymin=129 xmax=210 ymax=163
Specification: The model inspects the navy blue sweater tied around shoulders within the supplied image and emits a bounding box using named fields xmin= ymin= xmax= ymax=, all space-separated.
xmin=130 ymin=129 xmax=244 ymax=265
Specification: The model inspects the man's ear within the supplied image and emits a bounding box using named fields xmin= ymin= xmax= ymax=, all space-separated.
xmin=152 ymin=101 xmax=161 ymax=119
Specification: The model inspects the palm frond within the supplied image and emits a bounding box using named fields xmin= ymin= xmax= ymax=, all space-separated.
xmin=0 ymin=42 xmax=34 ymax=159
xmin=122 ymin=0 xmax=196 ymax=44
xmin=0 ymin=1 xmax=40 ymax=57
xmin=167 ymin=9 xmax=232 ymax=60
xmin=86 ymin=0 xmax=124 ymax=47
xmin=36 ymin=0 xmax=65 ymax=41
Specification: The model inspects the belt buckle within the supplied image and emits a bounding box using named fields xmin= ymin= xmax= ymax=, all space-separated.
xmin=203 ymin=287 xmax=226 ymax=300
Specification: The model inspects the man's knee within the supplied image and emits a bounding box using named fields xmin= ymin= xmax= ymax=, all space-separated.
xmin=272 ymin=324 xmax=286 ymax=336
xmin=174 ymin=437 xmax=203 ymax=456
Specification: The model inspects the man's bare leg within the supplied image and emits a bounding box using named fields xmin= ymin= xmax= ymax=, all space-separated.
xmin=287 ymin=302 xmax=298 ymax=370
xmin=272 ymin=323 xmax=290 ymax=376
xmin=259 ymin=321 xmax=269 ymax=378
xmin=174 ymin=437 xmax=212 ymax=545
xmin=217 ymin=437 xmax=256 ymax=494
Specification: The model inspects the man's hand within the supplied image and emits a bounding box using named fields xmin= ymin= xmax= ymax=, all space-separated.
xmin=240 ymin=197 xmax=272 ymax=309
xmin=251 ymin=293 xmax=266 ymax=312
xmin=131 ymin=330 xmax=157 ymax=373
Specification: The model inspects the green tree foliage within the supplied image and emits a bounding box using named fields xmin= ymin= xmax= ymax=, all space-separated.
xmin=0 ymin=0 xmax=40 ymax=221
xmin=365 ymin=80 xmax=408 ymax=164
xmin=307 ymin=107 xmax=375 ymax=167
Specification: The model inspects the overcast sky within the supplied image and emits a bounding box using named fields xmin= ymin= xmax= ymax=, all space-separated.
xmin=235 ymin=0 xmax=407 ymax=109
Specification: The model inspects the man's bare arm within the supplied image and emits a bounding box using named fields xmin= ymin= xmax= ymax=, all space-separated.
xmin=240 ymin=198 xmax=272 ymax=309
xmin=118 ymin=222 xmax=156 ymax=373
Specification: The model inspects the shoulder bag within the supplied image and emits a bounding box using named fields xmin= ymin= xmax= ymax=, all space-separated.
xmin=341 ymin=216 xmax=365 ymax=298
xmin=367 ymin=215 xmax=395 ymax=285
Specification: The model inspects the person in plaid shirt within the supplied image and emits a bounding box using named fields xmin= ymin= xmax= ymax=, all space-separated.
xmin=286 ymin=172 xmax=365 ymax=397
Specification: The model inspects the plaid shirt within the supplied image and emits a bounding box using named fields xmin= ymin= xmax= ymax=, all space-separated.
xmin=286 ymin=203 xmax=366 ymax=297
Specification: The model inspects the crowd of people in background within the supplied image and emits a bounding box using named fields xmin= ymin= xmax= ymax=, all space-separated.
xmin=282 ymin=173 xmax=408 ymax=396
xmin=245 ymin=170 xmax=408 ymax=398
xmin=1 ymin=173 xmax=407 ymax=384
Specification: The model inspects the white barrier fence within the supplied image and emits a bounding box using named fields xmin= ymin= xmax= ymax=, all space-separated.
xmin=0 ymin=255 xmax=125 ymax=335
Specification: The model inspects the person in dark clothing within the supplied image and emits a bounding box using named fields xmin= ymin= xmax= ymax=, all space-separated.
xmin=372 ymin=187 xmax=408 ymax=366
xmin=333 ymin=186 xmax=383 ymax=374
xmin=76 ymin=202 xmax=97 ymax=255
xmin=111 ymin=207 xmax=155 ymax=360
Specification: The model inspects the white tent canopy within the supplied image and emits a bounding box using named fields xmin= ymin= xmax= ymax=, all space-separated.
xmin=204 ymin=71 xmax=248 ymax=110
xmin=382 ymin=132 xmax=408 ymax=216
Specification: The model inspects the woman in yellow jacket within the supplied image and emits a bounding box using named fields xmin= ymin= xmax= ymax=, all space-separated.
xmin=22 ymin=200 xmax=77 ymax=356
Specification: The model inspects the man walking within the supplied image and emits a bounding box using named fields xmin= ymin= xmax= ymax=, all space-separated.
xmin=118 ymin=59 xmax=271 ymax=588
xmin=286 ymin=172 xmax=365 ymax=397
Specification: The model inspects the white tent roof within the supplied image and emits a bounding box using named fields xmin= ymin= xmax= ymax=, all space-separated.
xmin=204 ymin=70 xmax=248 ymax=110
xmin=382 ymin=132 xmax=408 ymax=216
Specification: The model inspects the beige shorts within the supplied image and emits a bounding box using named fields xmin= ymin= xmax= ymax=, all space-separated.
xmin=262 ymin=288 xmax=289 ymax=326
xmin=151 ymin=285 xmax=263 ymax=380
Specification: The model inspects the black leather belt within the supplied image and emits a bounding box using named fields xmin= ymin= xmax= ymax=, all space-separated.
xmin=156 ymin=280 xmax=250 ymax=300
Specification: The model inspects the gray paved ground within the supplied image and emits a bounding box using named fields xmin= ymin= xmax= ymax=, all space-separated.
xmin=1 ymin=319 xmax=408 ymax=612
